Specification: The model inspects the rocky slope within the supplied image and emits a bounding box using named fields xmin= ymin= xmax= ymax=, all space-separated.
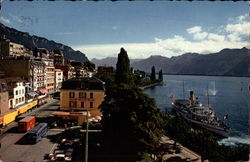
xmin=0 ymin=23 xmax=88 ymax=62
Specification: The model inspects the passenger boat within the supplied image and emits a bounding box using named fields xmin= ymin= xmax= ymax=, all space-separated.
xmin=172 ymin=91 xmax=229 ymax=138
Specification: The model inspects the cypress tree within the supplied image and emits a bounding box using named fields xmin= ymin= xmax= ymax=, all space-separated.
xmin=158 ymin=69 xmax=163 ymax=81
xmin=115 ymin=48 xmax=134 ymax=85
xmin=150 ymin=66 xmax=156 ymax=81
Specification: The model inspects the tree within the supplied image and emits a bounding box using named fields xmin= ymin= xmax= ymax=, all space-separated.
xmin=150 ymin=66 xmax=156 ymax=81
xmin=115 ymin=48 xmax=134 ymax=85
xmin=158 ymin=69 xmax=163 ymax=81
xmin=100 ymin=85 xmax=165 ymax=160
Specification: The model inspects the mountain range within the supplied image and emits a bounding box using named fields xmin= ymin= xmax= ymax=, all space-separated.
xmin=0 ymin=23 xmax=88 ymax=62
xmin=92 ymin=57 xmax=142 ymax=67
xmin=1 ymin=23 xmax=249 ymax=77
xmin=92 ymin=48 xmax=250 ymax=77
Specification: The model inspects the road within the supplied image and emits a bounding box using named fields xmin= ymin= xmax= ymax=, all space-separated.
xmin=0 ymin=99 xmax=59 ymax=138
xmin=0 ymin=99 xmax=61 ymax=162
xmin=0 ymin=129 xmax=61 ymax=162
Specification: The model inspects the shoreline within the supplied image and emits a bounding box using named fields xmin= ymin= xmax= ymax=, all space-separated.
xmin=139 ymin=81 xmax=163 ymax=90
xmin=163 ymin=73 xmax=250 ymax=78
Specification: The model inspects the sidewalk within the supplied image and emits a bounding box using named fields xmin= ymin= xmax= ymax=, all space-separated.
xmin=161 ymin=136 xmax=207 ymax=162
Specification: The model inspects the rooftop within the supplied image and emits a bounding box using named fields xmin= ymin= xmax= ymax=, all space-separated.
xmin=61 ymin=77 xmax=105 ymax=91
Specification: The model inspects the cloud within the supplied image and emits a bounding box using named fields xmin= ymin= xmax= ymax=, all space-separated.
xmin=208 ymin=33 xmax=225 ymax=42
xmin=73 ymin=14 xmax=249 ymax=60
xmin=0 ymin=16 xmax=11 ymax=24
xmin=187 ymin=26 xmax=202 ymax=34
xmin=226 ymin=22 xmax=250 ymax=36
xmin=74 ymin=43 xmax=167 ymax=60
xmin=193 ymin=32 xmax=208 ymax=40
xmin=187 ymin=26 xmax=208 ymax=40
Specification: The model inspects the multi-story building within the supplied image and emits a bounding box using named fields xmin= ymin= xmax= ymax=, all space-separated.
xmin=0 ymin=59 xmax=46 ymax=94
xmin=54 ymin=69 xmax=63 ymax=92
xmin=34 ymin=48 xmax=55 ymax=95
xmin=55 ymin=64 xmax=75 ymax=81
xmin=96 ymin=66 xmax=115 ymax=77
xmin=53 ymin=49 xmax=64 ymax=65
xmin=6 ymin=78 xmax=26 ymax=109
xmin=0 ymin=38 xmax=33 ymax=58
xmin=0 ymin=79 xmax=9 ymax=115
xmin=58 ymin=77 xmax=105 ymax=125
xmin=44 ymin=58 xmax=55 ymax=95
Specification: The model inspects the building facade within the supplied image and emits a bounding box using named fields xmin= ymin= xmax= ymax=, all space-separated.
xmin=6 ymin=78 xmax=26 ymax=109
xmin=53 ymin=49 xmax=64 ymax=65
xmin=44 ymin=58 xmax=55 ymax=95
xmin=54 ymin=69 xmax=63 ymax=92
xmin=0 ymin=38 xmax=33 ymax=58
xmin=0 ymin=59 xmax=46 ymax=94
xmin=59 ymin=77 xmax=105 ymax=124
xmin=0 ymin=79 xmax=9 ymax=115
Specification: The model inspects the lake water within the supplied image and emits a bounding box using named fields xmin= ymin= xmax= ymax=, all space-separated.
xmin=144 ymin=75 xmax=250 ymax=145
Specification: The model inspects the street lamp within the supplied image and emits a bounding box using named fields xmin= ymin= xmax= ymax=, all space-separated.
xmin=84 ymin=110 xmax=89 ymax=162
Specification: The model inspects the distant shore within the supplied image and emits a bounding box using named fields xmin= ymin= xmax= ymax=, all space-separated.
xmin=163 ymin=73 xmax=250 ymax=78
xmin=139 ymin=81 xmax=163 ymax=90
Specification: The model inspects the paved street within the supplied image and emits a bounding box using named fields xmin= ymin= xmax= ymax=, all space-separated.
xmin=0 ymin=129 xmax=61 ymax=162
xmin=0 ymin=99 xmax=59 ymax=137
xmin=0 ymin=99 xmax=61 ymax=162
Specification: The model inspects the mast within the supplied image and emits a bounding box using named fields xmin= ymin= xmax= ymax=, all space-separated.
xmin=182 ymin=80 xmax=185 ymax=100
xmin=207 ymin=84 xmax=210 ymax=107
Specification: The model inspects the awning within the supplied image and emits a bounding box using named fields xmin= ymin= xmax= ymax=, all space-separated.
xmin=39 ymin=89 xmax=48 ymax=94
xmin=27 ymin=92 xmax=37 ymax=97
xmin=52 ymin=111 xmax=70 ymax=116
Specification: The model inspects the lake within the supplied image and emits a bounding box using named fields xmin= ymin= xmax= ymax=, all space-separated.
xmin=144 ymin=75 xmax=250 ymax=145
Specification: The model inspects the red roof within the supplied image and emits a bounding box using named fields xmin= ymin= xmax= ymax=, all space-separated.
xmin=19 ymin=116 xmax=35 ymax=122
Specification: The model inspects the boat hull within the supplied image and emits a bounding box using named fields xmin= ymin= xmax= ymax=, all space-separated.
xmin=173 ymin=106 xmax=229 ymax=138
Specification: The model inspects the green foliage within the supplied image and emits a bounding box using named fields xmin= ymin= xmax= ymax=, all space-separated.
xmin=158 ymin=69 xmax=163 ymax=81
xmin=100 ymin=85 xmax=165 ymax=158
xmin=115 ymin=48 xmax=135 ymax=86
xmin=165 ymin=115 xmax=249 ymax=161
xmin=150 ymin=66 xmax=156 ymax=81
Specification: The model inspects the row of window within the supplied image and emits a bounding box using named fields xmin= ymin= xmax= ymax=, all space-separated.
xmin=16 ymin=89 xmax=25 ymax=96
xmin=16 ymin=97 xmax=24 ymax=105
xmin=69 ymin=92 xmax=94 ymax=99
xmin=69 ymin=101 xmax=94 ymax=108
xmin=47 ymin=83 xmax=54 ymax=87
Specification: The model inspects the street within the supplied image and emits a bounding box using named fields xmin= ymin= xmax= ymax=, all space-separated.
xmin=0 ymin=129 xmax=62 ymax=162
xmin=0 ymin=99 xmax=62 ymax=162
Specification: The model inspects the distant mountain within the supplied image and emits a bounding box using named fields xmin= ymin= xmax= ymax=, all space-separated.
xmin=131 ymin=47 xmax=250 ymax=76
xmin=91 ymin=57 xmax=142 ymax=67
xmin=0 ymin=23 xmax=88 ymax=62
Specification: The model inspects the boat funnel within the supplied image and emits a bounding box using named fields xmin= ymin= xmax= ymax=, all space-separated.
xmin=189 ymin=91 xmax=196 ymax=106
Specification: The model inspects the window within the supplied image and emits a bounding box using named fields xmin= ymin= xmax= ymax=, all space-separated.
xmin=69 ymin=92 xmax=75 ymax=98
xmin=81 ymin=102 xmax=84 ymax=108
xmin=22 ymin=97 xmax=24 ymax=102
xmin=16 ymin=90 xmax=18 ymax=95
xmin=16 ymin=99 xmax=18 ymax=104
xmin=69 ymin=101 xmax=76 ymax=108
xmin=90 ymin=102 xmax=94 ymax=108
xmin=22 ymin=89 xmax=24 ymax=94
xmin=19 ymin=98 xmax=21 ymax=103
xmin=90 ymin=92 xmax=94 ymax=99
xmin=79 ymin=92 xmax=87 ymax=98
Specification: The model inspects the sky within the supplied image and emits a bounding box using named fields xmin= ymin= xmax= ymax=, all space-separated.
xmin=0 ymin=1 xmax=249 ymax=60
